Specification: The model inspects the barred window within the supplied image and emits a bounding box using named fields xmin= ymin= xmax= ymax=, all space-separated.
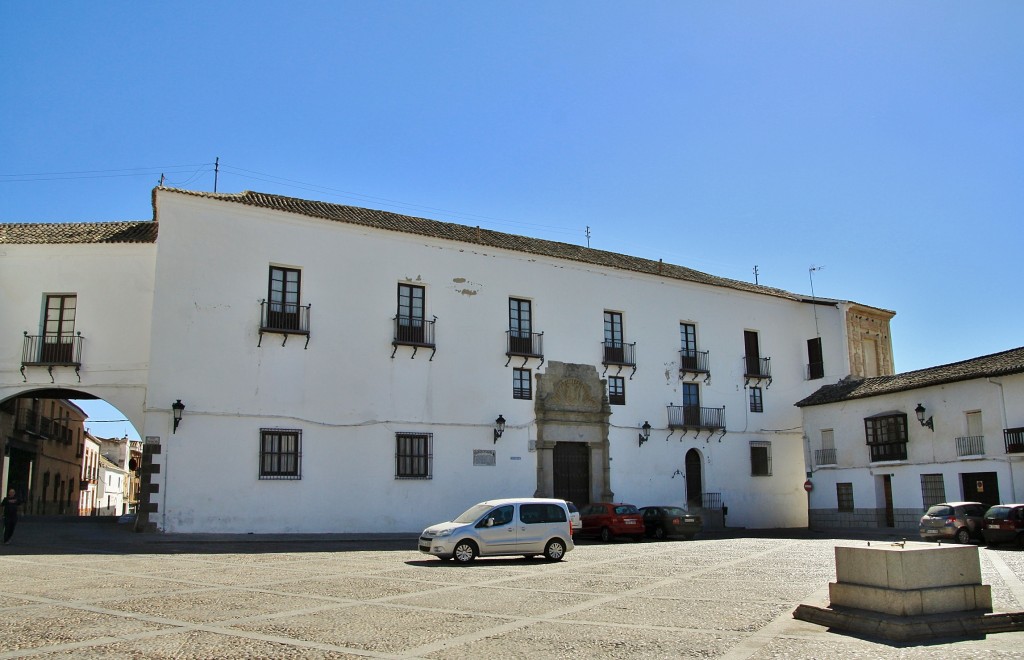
xmin=920 ymin=474 xmax=946 ymax=508
xmin=260 ymin=429 xmax=301 ymax=480
xmin=396 ymin=433 xmax=432 ymax=479
xmin=513 ymin=368 xmax=532 ymax=400
xmin=749 ymin=387 xmax=764 ymax=413
xmin=837 ymin=482 xmax=854 ymax=512
xmin=750 ymin=441 xmax=771 ymax=476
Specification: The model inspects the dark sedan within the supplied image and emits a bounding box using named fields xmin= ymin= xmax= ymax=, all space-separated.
xmin=639 ymin=506 xmax=702 ymax=540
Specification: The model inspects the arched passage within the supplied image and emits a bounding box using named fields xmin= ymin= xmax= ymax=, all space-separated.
xmin=1 ymin=388 xmax=144 ymax=518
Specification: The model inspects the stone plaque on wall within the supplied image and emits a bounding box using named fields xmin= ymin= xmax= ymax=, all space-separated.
xmin=473 ymin=449 xmax=496 ymax=466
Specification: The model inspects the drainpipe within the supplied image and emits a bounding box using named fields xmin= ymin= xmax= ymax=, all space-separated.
xmin=990 ymin=378 xmax=1014 ymax=500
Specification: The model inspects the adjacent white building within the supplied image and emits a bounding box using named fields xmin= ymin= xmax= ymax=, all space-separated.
xmin=2 ymin=187 xmax=896 ymax=533
xmin=797 ymin=347 xmax=1024 ymax=530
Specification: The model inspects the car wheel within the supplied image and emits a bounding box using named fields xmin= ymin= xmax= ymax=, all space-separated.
xmin=544 ymin=539 xmax=566 ymax=561
xmin=955 ymin=528 xmax=971 ymax=544
xmin=600 ymin=527 xmax=613 ymax=543
xmin=653 ymin=525 xmax=667 ymax=540
xmin=453 ymin=540 xmax=477 ymax=563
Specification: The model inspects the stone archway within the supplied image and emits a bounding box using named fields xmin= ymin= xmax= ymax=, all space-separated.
xmin=533 ymin=362 xmax=612 ymax=504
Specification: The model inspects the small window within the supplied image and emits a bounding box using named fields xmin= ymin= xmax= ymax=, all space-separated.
xmin=750 ymin=441 xmax=771 ymax=476
xmin=749 ymin=387 xmax=763 ymax=413
xmin=260 ymin=429 xmax=301 ymax=480
xmin=608 ymin=376 xmax=625 ymax=405
xmin=396 ymin=433 xmax=432 ymax=479
xmin=837 ymin=483 xmax=854 ymax=512
xmin=513 ymin=368 xmax=532 ymax=400
xmin=920 ymin=474 xmax=946 ymax=508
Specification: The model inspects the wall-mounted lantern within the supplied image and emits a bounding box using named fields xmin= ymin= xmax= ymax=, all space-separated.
xmin=914 ymin=403 xmax=934 ymax=431
xmin=172 ymin=399 xmax=185 ymax=434
xmin=494 ymin=414 xmax=506 ymax=443
xmin=639 ymin=421 xmax=652 ymax=447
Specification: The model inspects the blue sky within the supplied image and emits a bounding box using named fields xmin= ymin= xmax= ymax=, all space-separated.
xmin=3 ymin=3 xmax=1022 ymax=437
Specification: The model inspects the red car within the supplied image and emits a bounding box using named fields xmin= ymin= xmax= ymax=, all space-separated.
xmin=578 ymin=502 xmax=644 ymax=542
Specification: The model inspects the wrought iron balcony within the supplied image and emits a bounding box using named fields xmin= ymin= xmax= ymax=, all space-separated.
xmin=743 ymin=355 xmax=771 ymax=385
xmin=602 ymin=340 xmax=637 ymax=379
xmin=814 ymin=448 xmax=837 ymax=466
xmin=392 ymin=315 xmax=437 ymax=359
xmin=259 ymin=300 xmax=311 ymax=348
xmin=1005 ymin=427 xmax=1024 ymax=454
xmin=679 ymin=349 xmax=710 ymax=382
xmin=21 ymin=332 xmax=83 ymax=381
xmin=505 ymin=330 xmax=544 ymax=366
xmin=667 ymin=404 xmax=726 ymax=432
xmin=955 ymin=435 xmax=985 ymax=457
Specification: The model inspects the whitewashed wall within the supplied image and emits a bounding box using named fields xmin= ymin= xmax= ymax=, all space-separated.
xmin=0 ymin=241 xmax=155 ymax=429
xmin=144 ymin=191 xmax=856 ymax=532
xmin=802 ymin=372 xmax=1024 ymax=517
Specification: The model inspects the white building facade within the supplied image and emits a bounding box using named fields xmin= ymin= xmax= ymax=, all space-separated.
xmin=2 ymin=188 xmax=896 ymax=533
xmin=797 ymin=347 xmax=1024 ymax=530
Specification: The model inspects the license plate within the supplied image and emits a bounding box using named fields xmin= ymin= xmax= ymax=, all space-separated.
xmin=625 ymin=520 xmax=636 ymax=524
xmin=925 ymin=529 xmax=938 ymax=534
xmin=988 ymin=524 xmax=999 ymax=529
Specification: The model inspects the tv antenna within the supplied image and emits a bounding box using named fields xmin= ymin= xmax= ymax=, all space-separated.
xmin=809 ymin=265 xmax=824 ymax=337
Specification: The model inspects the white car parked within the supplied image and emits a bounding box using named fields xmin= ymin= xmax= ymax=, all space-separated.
xmin=418 ymin=498 xmax=575 ymax=563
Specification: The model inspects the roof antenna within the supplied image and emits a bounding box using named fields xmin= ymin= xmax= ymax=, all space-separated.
xmin=214 ymin=156 xmax=219 ymax=193
xmin=753 ymin=265 xmax=759 ymax=285
xmin=809 ymin=265 xmax=824 ymax=337
xmin=158 ymin=173 xmax=165 ymax=187
xmin=585 ymin=225 xmax=591 ymax=248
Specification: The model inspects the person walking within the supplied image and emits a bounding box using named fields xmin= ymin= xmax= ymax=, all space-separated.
xmin=1 ymin=488 xmax=21 ymax=544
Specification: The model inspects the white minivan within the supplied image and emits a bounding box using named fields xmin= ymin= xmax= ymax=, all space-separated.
xmin=418 ymin=498 xmax=575 ymax=563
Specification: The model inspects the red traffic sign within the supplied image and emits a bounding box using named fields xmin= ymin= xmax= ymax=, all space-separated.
xmin=803 ymin=479 xmax=814 ymax=492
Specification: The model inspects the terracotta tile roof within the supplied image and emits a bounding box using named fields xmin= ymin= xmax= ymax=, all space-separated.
xmin=161 ymin=188 xmax=814 ymax=302
xmin=0 ymin=220 xmax=157 ymax=244
xmin=796 ymin=346 xmax=1024 ymax=407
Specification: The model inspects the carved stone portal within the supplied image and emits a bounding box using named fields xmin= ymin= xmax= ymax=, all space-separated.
xmin=534 ymin=362 xmax=612 ymax=503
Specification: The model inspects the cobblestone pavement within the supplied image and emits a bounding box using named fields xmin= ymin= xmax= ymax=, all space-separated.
xmin=3 ymin=521 xmax=1024 ymax=658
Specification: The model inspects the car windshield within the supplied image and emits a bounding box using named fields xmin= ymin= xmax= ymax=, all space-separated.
xmin=614 ymin=505 xmax=639 ymax=514
xmin=453 ymin=504 xmax=493 ymax=524
xmin=925 ymin=505 xmax=952 ymax=517
xmin=663 ymin=507 xmax=687 ymax=516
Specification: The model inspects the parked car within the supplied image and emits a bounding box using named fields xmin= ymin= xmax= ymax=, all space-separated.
xmin=566 ymin=501 xmax=582 ymax=535
xmin=982 ymin=504 xmax=1024 ymax=548
xmin=578 ymin=502 xmax=644 ymax=542
xmin=918 ymin=501 xmax=987 ymax=544
xmin=418 ymin=498 xmax=575 ymax=563
xmin=639 ymin=506 xmax=702 ymax=540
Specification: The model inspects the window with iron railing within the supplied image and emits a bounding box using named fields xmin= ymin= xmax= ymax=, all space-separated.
xmin=667 ymin=404 xmax=725 ymax=430
xmin=814 ymin=447 xmax=837 ymax=466
xmin=1005 ymin=427 xmax=1024 ymax=454
xmin=955 ymin=435 xmax=985 ymax=457
xmin=396 ymin=433 xmax=432 ymax=479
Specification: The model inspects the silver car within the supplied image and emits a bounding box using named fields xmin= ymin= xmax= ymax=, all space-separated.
xmin=418 ymin=498 xmax=575 ymax=563
xmin=919 ymin=501 xmax=987 ymax=544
